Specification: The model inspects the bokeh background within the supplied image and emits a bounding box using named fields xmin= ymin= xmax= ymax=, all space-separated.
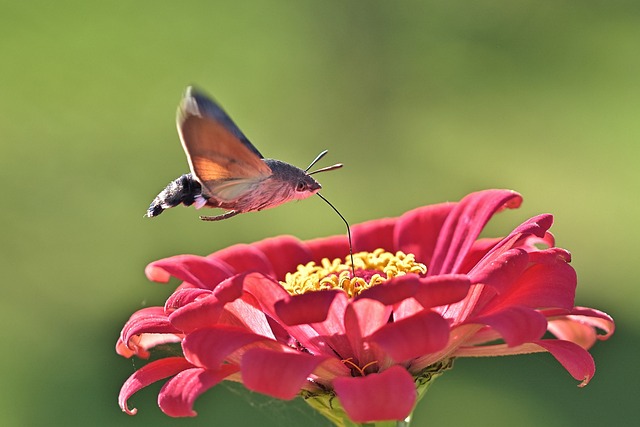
xmin=1 ymin=1 xmax=637 ymax=426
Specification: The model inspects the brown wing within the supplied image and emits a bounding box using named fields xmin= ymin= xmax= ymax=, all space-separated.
xmin=177 ymin=87 xmax=272 ymax=185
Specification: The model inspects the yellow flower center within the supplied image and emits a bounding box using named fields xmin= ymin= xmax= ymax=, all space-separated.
xmin=281 ymin=248 xmax=427 ymax=298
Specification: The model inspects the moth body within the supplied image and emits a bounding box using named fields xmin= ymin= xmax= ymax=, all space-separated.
xmin=145 ymin=174 xmax=205 ymax=218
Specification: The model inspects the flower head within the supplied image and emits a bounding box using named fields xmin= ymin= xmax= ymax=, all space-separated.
xmin=117 ymin=189 xmax=614 ymax=424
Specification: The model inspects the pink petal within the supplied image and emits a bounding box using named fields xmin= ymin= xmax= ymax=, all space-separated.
xmin=411 ymin=274 xmax=471 ymax=308
xmin=429 ymin=190 xmax=522 ymax=276
xmin=344 ymin=299 xmax=393 ymax=363
xmin=395 ymin=201 xmax=456 ymax=266
xmin=356 ymin=275 xmax=421 ymax=305
xmin=237 ymin=272 xmax=292 ymax=313
xmin=241 ymin=348 xmax=327 ymax=399
xmin=168 ymin=294 xmax=226 ymax=333
xmin=547 ymin=317 xmax=599 ymax=350
xmin=120 ymin=307 xmax=180 ymax=350
xmin=369 ymin=311 xmax=450 ymax=362
xmin=468 ymin=248 xmax=530 ymax=294
xmin=167 ymin=274 xmax=250 ymax=333
xmin=456 ymin=237 xmax=502 ymax=274
xmin=211 ymin=273 xmax=246 ymax=303
xmin=145 ymin=255 xmax=234 ymax=289
xmin=183 ymin=326 xmax=275 ymax=369
xmin=518 ymin=229 xmax=556 ymax=251
xmin=305 ymin=235 xmax=351 ymax=262
xmin=454 ymin=339 xmax=596 ymax=387
xmin=352 ymin=217 xmax=397 ymax=252
xmin=487 ymin=248 xmax=577 ymax=312
xmin=305 ymin=292 xmax=354 ymax=358
xmin=535 ymin=340 xmax=596 ymax=387
xmin=208 ymin=244 xmax=276 ymax=277
xmin=567 ymin=307 xmax=615 ymax=339
xmin=491 ymin=213 xmax=554 ymax=254
xmin=234 ymin=273 xmax=337 ymax=352
xmin=468 ymin=215 xmax=554 ymax=276
xmin=219 ymin=299 xmax=275 ymax=338
xmin=165 ymin=288 xmax=212 ymax=311
xmin=333 ymin=365 xmax=416 ymax=423
xmin=274 ymin=290 xmax=341 ymax=325
xmin=116 ymin=333 xmax=183 ymax=359
xmin=546 ymin=307 xmax=615 ymax=349
xmin=469 ymin=305 xmax=548 ymax=347
xmin=367 ymin=275 xmax=469 ymax=321
xmin=356 ymin=274 xmax=470 ymax=310
xmin=119 ymin=357 xmax=194 ymax=415
xmin=235 ymin=273 xmax=323 ymax=345
xmin=158 ymin=365 xmax=239 ymax=417
xmin=254 ymin=235 xmax=312 ymax=280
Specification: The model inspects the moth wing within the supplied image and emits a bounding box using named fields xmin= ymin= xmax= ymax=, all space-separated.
xmin=177 ymin=86 xmax=272 ymax=191
xmin=206 ymin=178 xmax=262 ymax=202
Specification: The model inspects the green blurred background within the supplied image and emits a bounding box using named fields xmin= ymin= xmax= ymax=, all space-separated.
xmin=1 ymin=0 xmax=637 ymax=425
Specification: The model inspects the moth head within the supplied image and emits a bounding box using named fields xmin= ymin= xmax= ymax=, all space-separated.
xmin=295 ymin=174 xmax=322 ymax=194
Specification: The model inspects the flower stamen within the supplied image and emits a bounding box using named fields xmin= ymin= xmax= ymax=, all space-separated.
xmin=281 ymin=248 xmax=426 ymax=297
xmin=341 ymin=358 xmax=379 ymax=377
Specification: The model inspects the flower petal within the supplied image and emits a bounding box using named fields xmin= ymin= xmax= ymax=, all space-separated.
xmin=168 ymin=275 xmax=248 ymax=333
xmin=119 ymin=307 xmax=180 ymax=353
xmin=360 ymin=274 xmax=469 ymax=321
xmin=241 ymin=348 xmax=327 ymax=399
xmin=353 ymin=217 xmax=397 ymax=252
xmin=395 ymin=201 xmax=456 ymax=266
xmin=411 ymin=274 xmax=472 ymax=308
xmin=344 ymin=299 xmax=392 ymax=363
xmin=208 ymin=243 xmax=275 ymax=277
xmin=116 ymin=333 xmax=182 ymax=359
xmin=356 ymin=274 xmax=470 ymax=319
xmin=454 ymin=339 xmax=596 ymax=387
xmin=429 ymin=190 xmax=522 ymax=275
xmin=145 ymin=255 xmax=234 ymax=289
xmin=165 ymin=288 xmax=212 ymax=311
xmin=305 ymin=292 xmax=353 ymax=357
xmin=158 ymin=365 xmax=239 ymax=417
xmin=253 ymin=235 xmax=312 ymax=280
xmin=333 ymin=365 xmax=416 ymax=423
xmin=119 ymin=357 xmax=194 ymax=415
xmin=369 ymin=311 xmax=450 ymax=362
xmin=490 ymin=213 xmax=554 ymax=255
xmin=183 ymin=326 xmax=275 ymax=369
xmin=356 ymin=275 xmax=421 ymax=305
xmin=456 ymin=237 xmax=502 ymax=275
xmin=488 ymin=248 xmax=577 ymax=311
xmin=168 ymin=293 xmax=225 ymax=333
xmin=468 ymin=248 xmax=529 ymax=294
xmin=274 ymin=290 xmax=341 ymax=325
xmin=546 ymin=307 xmax=615 ymax=349
xmin=305 ymin=235 xmax=351 ymax=262
xmin=535 ymin=339 xmax=596 ymax=386
xmin=219 ymin=298 xmax=278 ymax=339
xmin=469 ymin=305 xmax=548 ymax=347
xmin=238 ymin=272 xmax=293 ymax=313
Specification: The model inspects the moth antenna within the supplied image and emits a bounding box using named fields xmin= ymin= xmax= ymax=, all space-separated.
xmin=316 ymin=193 xmax=355 ymax=276
xmin=308 ymin=163 xmax=343 ymax=175
xmin=305 ymin=150 xmax=329 ymax=172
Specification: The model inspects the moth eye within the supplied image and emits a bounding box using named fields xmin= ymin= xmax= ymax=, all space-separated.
xmin=295 ymin=182 xmax=306 ymax=192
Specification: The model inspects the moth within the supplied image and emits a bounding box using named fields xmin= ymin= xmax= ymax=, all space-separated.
xmin=146 ymin=86 xmax=343 ymax=221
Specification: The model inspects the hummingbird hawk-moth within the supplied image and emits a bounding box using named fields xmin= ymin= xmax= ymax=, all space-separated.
xmin=146 ymin=86 xmax=343 ymax=221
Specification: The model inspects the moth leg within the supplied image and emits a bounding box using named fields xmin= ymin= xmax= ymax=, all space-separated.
xmin=199 ymin=210 xmax=240 ymax=221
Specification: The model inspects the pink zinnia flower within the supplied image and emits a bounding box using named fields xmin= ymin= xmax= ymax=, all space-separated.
xmin=117 ymin=189 xmax=614 ymax=425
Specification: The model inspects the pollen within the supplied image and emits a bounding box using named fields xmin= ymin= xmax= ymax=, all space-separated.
xmin=281 ymin=248 xmax=427 ymax=298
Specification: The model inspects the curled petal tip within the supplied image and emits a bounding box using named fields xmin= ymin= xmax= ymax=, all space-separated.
xmin=145 ymin=264 xmax=171 ymax=283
